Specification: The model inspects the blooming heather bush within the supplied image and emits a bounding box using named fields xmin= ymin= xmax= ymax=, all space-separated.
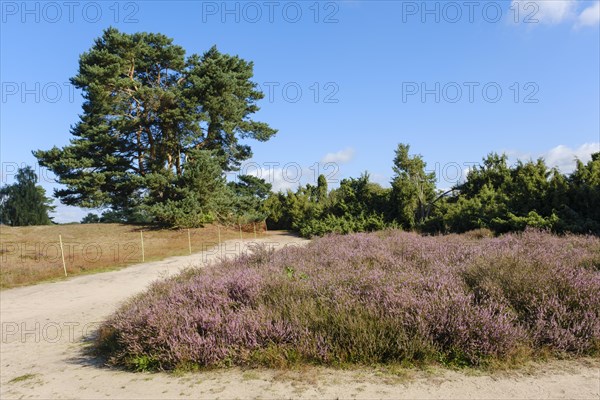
xmin=461 ymin=230 xmax=600 ymax=353
xmin=96 ymin=230 xmax=600 ymax=371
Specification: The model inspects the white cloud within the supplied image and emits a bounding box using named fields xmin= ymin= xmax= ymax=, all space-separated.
xmin=460 ymin=166 xmax=474 ymax=184
xmin=369 ymin=172 xmax=389 ymax=186
xmin=508 ymin=143 xmax=599 ymax=174
xmin=533 ymin=0 xmax=577 ymax=24
xmin=240 ymin=165 xmax=314 ymax=192
xmin=248 ymin=167 xmax=299 ymax=192
xmin=320 ymin=148 xmax=355 ymax=164
xmin=577 ymin=1 xmax=600 ymax=26
xmin=511 ymin=0 xmax=599 ymax=27
xmin=236 ymin=158 xmax=347 ymax=193
xmin=542 ymin=143 xmax=599 ymax=172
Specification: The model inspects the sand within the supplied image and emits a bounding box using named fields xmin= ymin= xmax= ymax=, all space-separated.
xmin=1 ymin=234 xmax=599 ymax=399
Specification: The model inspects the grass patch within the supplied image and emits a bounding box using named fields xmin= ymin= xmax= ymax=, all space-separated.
xmin=94 ymin=230 xmax=600 ymax=371
xmin=8 ymin=373 xmax=38 ymax=383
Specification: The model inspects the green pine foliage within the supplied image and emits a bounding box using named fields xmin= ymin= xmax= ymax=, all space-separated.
xmin=227 ymin=175 xmax=273 ymax=224
xmin=143 ymin=150 xmax=232 ymax=228
xmin=34 ymin=28 xmax=276 ymax=226
xmin=390 ymin=144 xmax=437 ymax=229
xmin=432 ymin=152 xmax=600 ymax=235
xmin=266 ymin=173 xmax=394 ymax=238
xmin=264 ymin=146 xmax=600 ymax=238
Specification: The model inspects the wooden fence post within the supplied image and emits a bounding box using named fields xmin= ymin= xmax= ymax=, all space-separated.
xmin=140 ymin=231 xmax=145 ymax=262
xmin=59 ymin=235 xmax=67 ymax=277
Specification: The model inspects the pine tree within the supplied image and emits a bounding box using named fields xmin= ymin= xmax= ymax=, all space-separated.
xmin=34 ymin=28 xmax=276 ymax=223
xmin=390 ymin=144 xmax=436 ymax=229
xmin=316 ymin=174 xmax=328 ymax=203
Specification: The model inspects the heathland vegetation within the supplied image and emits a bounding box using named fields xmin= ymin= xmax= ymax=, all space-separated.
xmin=96 ymin=230 xmax=600 ymax=371
xmin=1 ymin=28 xmax=598 ymax=373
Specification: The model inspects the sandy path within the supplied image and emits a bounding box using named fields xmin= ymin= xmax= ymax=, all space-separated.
xmin=1 ymin=234 xmax=598 ymax=399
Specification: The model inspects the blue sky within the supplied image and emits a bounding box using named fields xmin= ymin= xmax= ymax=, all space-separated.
xmin=1 ymin=0 xmax=599 ymax=222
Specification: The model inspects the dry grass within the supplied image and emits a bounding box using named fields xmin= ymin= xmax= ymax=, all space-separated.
xmin=0 ymin=222 xmax=268 ymax=289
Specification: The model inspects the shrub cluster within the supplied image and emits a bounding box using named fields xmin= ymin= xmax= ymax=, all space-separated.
xmin=266 ymin=149 xmax=600 ymax=238
xmin=96 ymin=230 xmax=600 ymax=371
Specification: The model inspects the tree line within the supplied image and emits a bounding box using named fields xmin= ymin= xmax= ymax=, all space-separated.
xmin=267 ymin=145 xmax=600 ymax=237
